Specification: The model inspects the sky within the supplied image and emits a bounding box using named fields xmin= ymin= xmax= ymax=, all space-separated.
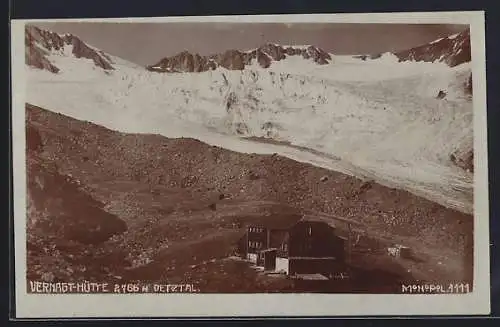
xmin=34 ymin=22 xmax=468 ymax=66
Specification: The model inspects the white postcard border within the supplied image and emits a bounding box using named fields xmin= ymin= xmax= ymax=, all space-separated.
xmin=11 ymin=11 xmax=490 ymax=318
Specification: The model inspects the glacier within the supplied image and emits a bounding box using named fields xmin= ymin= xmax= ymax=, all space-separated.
xmin=25 ymin=44 xmax=474 ymax=214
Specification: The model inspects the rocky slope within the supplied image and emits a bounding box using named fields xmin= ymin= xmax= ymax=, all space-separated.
xmin=27 ymin=122 xmax=128 ymax=283
xmin=147 ymin=43 xmax=332 ymax=73
xmin=25 ymin=25 xmax=115 ymax=73
xmin=26 ymin=103 xmax=473 ymax=289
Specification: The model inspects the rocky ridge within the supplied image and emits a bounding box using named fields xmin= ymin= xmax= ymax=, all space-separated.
xmin=147 ymin=43 xmax=332 ymax=73
xmin=393 ymin=28 xmax=471 ymax=68
xmin=356 ymin=29 xmax=471 ymax=68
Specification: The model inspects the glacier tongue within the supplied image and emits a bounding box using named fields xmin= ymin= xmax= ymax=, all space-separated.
xmin=25 ymin=55 xmax=474 ymax=214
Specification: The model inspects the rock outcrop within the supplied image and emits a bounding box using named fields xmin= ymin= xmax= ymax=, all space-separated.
xmin=25 ymin=27 xmax=60 ymax=73
xmin=450 ymin=148 xmax=474 ymax=173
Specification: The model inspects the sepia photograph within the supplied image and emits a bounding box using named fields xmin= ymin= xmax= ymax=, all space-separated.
xmin=11 ymin=12 xmax=489 ymax=317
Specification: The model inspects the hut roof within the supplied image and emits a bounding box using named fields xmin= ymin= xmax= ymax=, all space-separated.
xmin=246 ymin=212 xmax=303 ymax=230
xmin=302 ymin=210 xmax=365 ymax=226
xmin=298 ymin=216 xmax=337 ymax=229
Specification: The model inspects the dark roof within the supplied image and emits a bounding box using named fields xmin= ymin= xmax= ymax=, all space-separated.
xmin=302 ymin=210 xmax=365 ymax=226
xmin=246 ymin=212 xmax=303 ymax=230
xmin=260 ymin=248 xmax=278 ymax=253
xmin=298 ymin=217 xmax=336 ymax=229
xmin=269 ymin=229 xmax=289 ymax=248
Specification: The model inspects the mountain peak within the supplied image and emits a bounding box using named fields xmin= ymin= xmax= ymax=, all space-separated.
xmin=357 ymin=29 xmax=471 ymax=67
xmin=393 ymin=28 xmax=471 ymax=67
xmin=147 ymin=43 xmax=332 ymax=73
xmin=25 ymin=25 xmax=115 ymax=73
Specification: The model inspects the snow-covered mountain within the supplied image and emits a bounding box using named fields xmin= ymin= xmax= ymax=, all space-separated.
xmin=24 ymin=25 xmax=474 ymax=214
xmin=147 ymin=43 xmax=332 ymax=73
xmin=25 ymin=25 xmax=117 ymax=73
xmin=356 ymin=28 xmax=471 ymax=68
xmin=394 ymin=28 xmax=471 ymax=67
